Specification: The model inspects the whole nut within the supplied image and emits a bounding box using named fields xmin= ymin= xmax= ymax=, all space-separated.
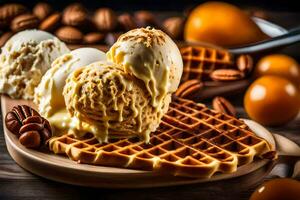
xmin=5 ymin=111 xmax=22 ymax=136
xmin=134 ymin=10 xmax=157 ymax=27
xmin=84 ymin=32 xmax=105 ymax=44
xmin=39 ymin=12 xmax=61 ymax=32
xmin=20 ymin=115 xmax=52 ymax=145
xmin=5 ymin=105 xmax=52 ymax=149
xmin=62 ymin=3 xmax=87 ymax=26
xmin=163 ymin=17 xmax=184 ymax=40
xmin=210 ymin=69 xmax=244 ymax=81
xmin=0 ymin=4 xmax=27 ymax=28
xmin=56 ymin=26 xmax=83 ymax=44
xmin=5 ymin=105 xmax=40 ymax=135
xmin=212 ymin=96 xmax=236 ymax=117
xmin=118 ymin=13 xmax=137 ymax=31
xmin=94 ymin=8 xmax=117 ymax=32
xmin=175 ymin=79 xmax=204 ymax=99
xmin=19 ymin=131 xmax=41 ymax=148
xmin=237 ymin=54 xmax=253 ymax=75
xmin=0 ymin=32 xmax=13 ymax=47
xmin=11 ymin=14 xmax=39 ymax=32
xmin=33 ymin=2 xmax=52 ymax=20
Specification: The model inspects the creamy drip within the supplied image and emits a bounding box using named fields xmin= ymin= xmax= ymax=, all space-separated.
xmin=62 ymin=61 xmax=169 ymax=143
xmin=34 ymin=48 xmax=106 ymax=117
xmin=107 ymin=27 xmax=183 ymax=110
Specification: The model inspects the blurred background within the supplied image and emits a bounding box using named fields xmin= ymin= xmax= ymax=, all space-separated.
xmin=2 ymin=0 xmax=300 ymax=11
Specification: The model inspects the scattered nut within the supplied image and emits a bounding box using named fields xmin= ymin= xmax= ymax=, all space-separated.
xmin=39 ymin=12 xmax=61 ymax=32
xmin=62 ymin=3 xmax=87 ymax=27
xmin=0 ymin=4 xmax=27 ymax=28
xmin=5 ymin=105 xmax=52 ymax=149
xmin=55 ymin=26 xmax=83 ymax=44
xmin=84 ymin=32 xmax=105 ymax=44
xmin=163 ymin=17 xmax=184 ymax=39
xmin=210 ymin=69 xmax=244 ymax=81
xmin=175 ymin=79 xmax=204 ymax=99
xmin=19 ymin=131 xmax=41 ymax=148
xmin=5 ymin=105 xmax=40 ymax=135
xmin=10 ymin=14 xmax=39 ymax=32
xmin=33 ymin=2 xmax=52 ymax=20
xmin=212 ymin=96 xmax=236 ymax=117
xmin=94 ymin=8 xmax=117 ymax=32
xmin=237 ymin=54 xmax=253 ymax=75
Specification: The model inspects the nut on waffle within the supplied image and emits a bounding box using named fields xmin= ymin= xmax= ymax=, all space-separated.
xmin=180 ymin=46 xmax=233 ymax=82
xmin=49 ymin=97 xmax=276 ymax=178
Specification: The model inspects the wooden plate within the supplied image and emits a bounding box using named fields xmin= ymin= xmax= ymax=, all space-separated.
xmin=1 ymin=95 xmax=273 ymax=188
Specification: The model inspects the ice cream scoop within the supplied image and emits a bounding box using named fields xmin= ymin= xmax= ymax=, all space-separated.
xmin=63 ymin=61 xmax=171 ymax=143
xmin=34 ymin=48 xmax=106 ymax=117
xmin=107 ymin=27 xmax=183 ymax=108
xmin=0 ymin=30 xmax=69 ymax=99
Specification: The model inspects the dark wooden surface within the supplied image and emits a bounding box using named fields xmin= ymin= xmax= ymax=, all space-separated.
xmin=1 ymin=11 xmax=300 ymax=200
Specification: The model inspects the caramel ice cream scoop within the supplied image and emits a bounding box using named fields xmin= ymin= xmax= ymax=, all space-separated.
xmin=107 ymin=27 xmax=183 ymax=108
xmin=34 ymin=48 xmax=106 ymax=117
xmin=63 ymin=61 xmax=171 ymax=143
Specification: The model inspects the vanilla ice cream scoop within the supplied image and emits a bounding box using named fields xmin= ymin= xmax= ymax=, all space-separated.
xmin=0 ymin=30 xmax=69 ymax=99
xmin=107 ymin=27 xmax=183 ymax=108
xmin=34 ymin=48 xmax=106 ymax=117
xmin=63 ymin=61 xmax=171 ymax=143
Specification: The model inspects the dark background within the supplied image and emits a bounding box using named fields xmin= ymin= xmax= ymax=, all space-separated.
xmin=1 ymin=0 xmax=300 ymax=11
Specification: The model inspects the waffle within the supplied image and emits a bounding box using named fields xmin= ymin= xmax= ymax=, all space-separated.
xmin=180 ymin=46 xmax=233 ymax=82
xmin=49 ymin=97 xmax=276 ymax=178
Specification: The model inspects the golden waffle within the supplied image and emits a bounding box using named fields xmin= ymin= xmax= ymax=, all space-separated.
xmin=180 ymin=46 xmax=233 ymax=82
xmin=49 ymin=97 xmax=275 ymax=178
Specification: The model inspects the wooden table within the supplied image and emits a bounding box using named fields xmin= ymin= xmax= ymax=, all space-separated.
xmin=1 ymin=11 xmax=300 ymax=200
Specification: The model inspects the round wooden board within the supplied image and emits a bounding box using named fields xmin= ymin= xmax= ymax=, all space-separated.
xmin=1 ymin=95 xmax=273 ymax=188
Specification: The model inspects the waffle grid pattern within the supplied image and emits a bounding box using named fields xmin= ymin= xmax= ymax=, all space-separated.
xmin=180 ymin=46 xmax=233 ymax=82
xmin=49 ymin=97 xmax=274 ymax=178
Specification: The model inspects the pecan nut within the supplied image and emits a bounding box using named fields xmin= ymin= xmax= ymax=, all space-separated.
xmin=212 ymin=96 xmax=236 ymax=117
xmin=19 ymin=131 xmax=41 ymax=148
xmin=0 ymin=4 xmax=27 ymax=28
xmin=5 ymin=105 xmax=39 ymax=135
xmin=175 ymin=79 xmax=204 ymax=99
xmin=33 ymin=2 xmax=52 ymax=20
xmin=10 ymin=14 xmax=39 ymax=32
xmin=163 ymin=17 xmax=184 ymax=40
xmin=210 ymin=69 xmax=244 ymax=81
xmin=94 ymin=8 xmax=117 ymax=32
xmin=62 ymin=3 xmax=87 ymax=26
xmin=5 ymin=105 xmax=52 ymax=149
xmin=237 ymin=54 xmax=253 ymax=75
xmin=55 ymin=26 xmax=83 ymax=44
xmin=84 ymin=32 xmax=105 ymax=44
xmin=39 ymin=12 xmax=61 ymax=32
